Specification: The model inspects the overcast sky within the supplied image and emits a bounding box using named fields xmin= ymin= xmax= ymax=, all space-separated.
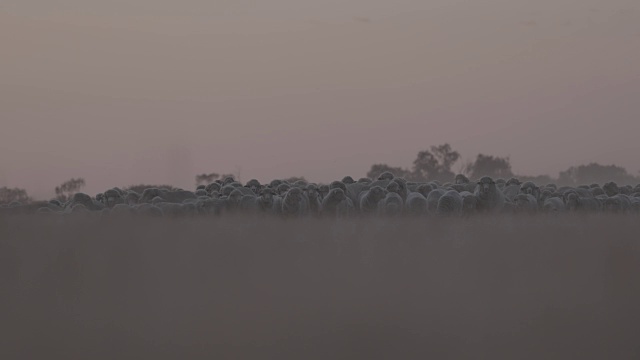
xmin=1 ymin=0 xmax=639 ymax=198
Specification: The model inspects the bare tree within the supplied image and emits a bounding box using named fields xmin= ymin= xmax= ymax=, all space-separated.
xmin=467 ymin=154 xmax=513 ymax=180
xmin=412 ymin=143 xmax=460 ymax=182
xmin=55 ymin=178 xmax=86 ymax=202
xmin=0 ymin=187 xmax=32 ymax=205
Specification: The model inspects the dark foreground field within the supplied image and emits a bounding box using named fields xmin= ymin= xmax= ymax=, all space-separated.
xmin=1 ymin=215 xmax=639 ymax=359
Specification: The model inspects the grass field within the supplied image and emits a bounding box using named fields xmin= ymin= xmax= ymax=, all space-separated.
xmin=1 ymin=215 xmax=639 ymax=359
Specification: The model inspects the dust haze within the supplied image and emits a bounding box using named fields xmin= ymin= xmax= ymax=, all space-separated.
xmin=2 ymin=215 xmax=640 ymax=359
xmin=2 ymin=1 xmax=640 ymax=358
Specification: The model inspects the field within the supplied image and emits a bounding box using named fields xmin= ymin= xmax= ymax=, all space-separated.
xmin=1 ymin=215 xmax=639 ymax=359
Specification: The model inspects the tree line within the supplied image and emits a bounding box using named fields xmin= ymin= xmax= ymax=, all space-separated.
xmin=366 ymin=143 xmax=639 ymax=186
xmin=1 ymin=143 xmax=638 ymax=204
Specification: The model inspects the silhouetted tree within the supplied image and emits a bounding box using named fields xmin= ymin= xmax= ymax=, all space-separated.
xmin=466 ymin=154 xmax=513 ymax=180
xmin=412 ymin=143 xmax=460 ymax=182
xmin=558 ymin=163 xmax=638 ymax=186
xmin=0 ymin=187 xmax=32 ymax=205
xmin=195 ymin=173 xmax=220 ymax=186
xmin=55 ymin=178 xmax=85 ymax=202
xmin=366 ymin=164 xmax=414 ymax=180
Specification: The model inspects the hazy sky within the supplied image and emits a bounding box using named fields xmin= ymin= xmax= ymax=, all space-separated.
xmin=2 ymin=0 xmax=639 ymax=198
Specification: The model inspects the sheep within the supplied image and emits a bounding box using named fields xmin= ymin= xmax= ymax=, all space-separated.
xmin=304 ymin=184 xmax=322 ymax=215
xmin=341 ymin=176 xmax=356 ymax=184
xmin=70 ymin=203 xmax=90 ymax=214
xmin=590 ymin=187 xmax=605 ymax=197
xmin=513 ymin=194 xmax=538 ymax=214
xmin=195 ymin=198 xmax=226 ymax=216
xmin=385 ymin=181 xmax=401 ymax=195
xmin=506 ymin=178 xmax=522 ymax=187
xmin=257 ymin=188 xmax=277 ymax=213
xmin=603 ymin=182 xmax=620 ymax=197
xmin=426 ymin=188 xmax=446 ymax=215
xmin=404 ymin=192 xmax=428 ymax=215
xmin=222 ymin=176 xmax=236 ymax=186
xmin=276 ymin=183 xmax=291 ymax=196
xmin=543 ymin=197 xmax=565 ymax=213
xmin=358 ymin=186 xmax=387 ymax=213
xmin=195 ymin=189 xmax=208 ymax=197
xmin=329 ymin=181 xmax=347 ymax=193
xmin=415 ymin=184 xmax=434 ymax=199
xmin=391 ymin=178 xmax=409 ymax=200
xmin=502 ymin=184 xmax=521 ymax=202
xmin=602 ymin=194 xmax=632 ymax=213
xmin=205 ymin=182 xmax=222 ymax=194
xmin=224 ymin=189 xmax=245 ymax=213
xmin=436 ymin=190 xmax=463 ymax=217
xmin=136 ymin=203 xmax=164 ymax=217
xmin=156 ymin=203 xmax=190 ymax=217
xmin=13 ymin=174 xmax=640 ymax=219
xmin=140 ymin=188 xmax=164 ymax=203
xmin=245 ymin=179 xmax=261 ymax=194
xmin=293 ymin=180 xmax=308 ymax=188
xmin=474 ymin=177 xmax=505 ymax=212
xmin=345 ymin=182 xmax=368 ymax=207
xmin=318 ymin=185 xmax=330 ymax=200
xmin=565 ymin=193 xmax=601 ymax=213
xmin=239 ymin=195 xmax=260 ymax=213
xmin=321 ymin=188 xmax=352 ymax=217
xmin=161 ymin=190 xmax=197 ymax=204
xmin=454 ymin=174 xmax=470 ymax=185
xmin=520 ymin=182 xmax=540 ymax=200
xmin=460 ymin=192 xmax=478 ymax=216
xmin=377 ymin=171 xmax=395 ymax=181
xmin=269 ymin=179 xmax=283 ymax=189
xmin=65 ymin=193 xmax=103 ymax=211
xmin=281 ymin=188 xmax=308 ymax=217
xmin=124 ymin=192 xmax=140 ymax=205
xmin=377 ymin=192 xmax=404 ymax=216
xmin=367 ymin=179 xmax=391 ymax=191
xmin=109 ymin=203 xmax=136 ymax=216
xmin=620 ymin=185 xmax=634 ymax=195
xmin=449 ymin=184 xmax=467 ymax=193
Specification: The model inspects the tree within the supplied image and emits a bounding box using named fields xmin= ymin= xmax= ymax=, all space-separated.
xmin=0 ymin=187 xmax=32 ymax=205
xmin=54 ymin=178 xmax=86 ymax=202
xmin=366 ymin=164 xmax=414 ymax=180
xmin=195 ymin=173 xmax=220 ymax=186
xmin=466 ymin=154 xmax=513 ymax=180
xmin=558 ymin=163 xmax=638 ymax=186
xmin=412 ymin=143 xmax=460 ymax=182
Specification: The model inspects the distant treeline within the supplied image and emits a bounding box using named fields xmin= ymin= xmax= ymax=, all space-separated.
xmin=365 ymin=144 xmax=639 ymax=187
xmin=1 ymin=143 xmax=638 ymax=204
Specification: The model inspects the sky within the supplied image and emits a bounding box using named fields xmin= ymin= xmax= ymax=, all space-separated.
xmin=1 ymin=0 xmax=639 ymax=198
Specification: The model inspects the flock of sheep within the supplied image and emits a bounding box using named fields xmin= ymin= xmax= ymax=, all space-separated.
xmin=3 ymin=172 xmax=640 ymax=218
